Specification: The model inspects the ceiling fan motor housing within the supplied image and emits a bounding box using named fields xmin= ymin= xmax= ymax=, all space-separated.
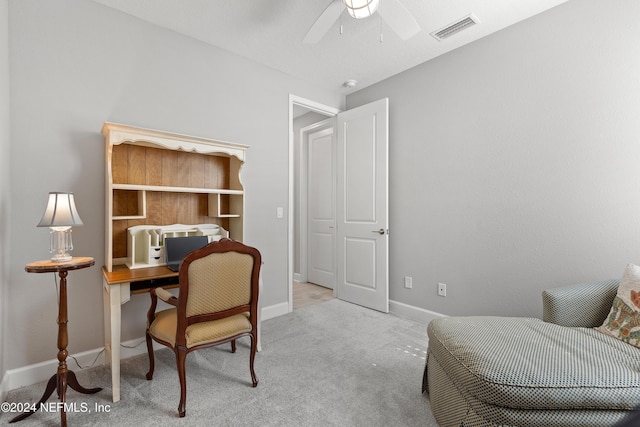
xmin=343 ymin=0 xmax=380 ymax=19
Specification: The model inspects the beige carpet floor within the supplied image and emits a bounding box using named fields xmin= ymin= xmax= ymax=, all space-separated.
xmin=3 ymin=298 xmax=439 ymax=426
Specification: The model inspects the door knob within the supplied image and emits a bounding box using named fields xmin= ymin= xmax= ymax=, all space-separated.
xmin=373 ymin=228 xmax=386 ymax=235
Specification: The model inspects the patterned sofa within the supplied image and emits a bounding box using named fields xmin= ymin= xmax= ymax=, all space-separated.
xmin=423 ymin=280 xmax=640 ymax=426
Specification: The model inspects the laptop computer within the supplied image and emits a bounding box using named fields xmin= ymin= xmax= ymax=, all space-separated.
xmin=164 ymin=236 xmax=209 ymax=272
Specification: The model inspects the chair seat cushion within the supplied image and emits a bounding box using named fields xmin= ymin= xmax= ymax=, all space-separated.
xmin=149 ymin=308 xmax=251 ymax=348
xmin=427 ymin=316 xmax=640 ymax=411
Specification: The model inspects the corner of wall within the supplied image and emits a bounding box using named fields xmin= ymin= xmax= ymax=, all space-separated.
xmin=1 ymin=0 xmax=11 ymax=396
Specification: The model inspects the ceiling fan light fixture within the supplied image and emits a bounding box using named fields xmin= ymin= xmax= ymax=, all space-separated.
xmin=343 ymin=0 xmax=380 ymax=19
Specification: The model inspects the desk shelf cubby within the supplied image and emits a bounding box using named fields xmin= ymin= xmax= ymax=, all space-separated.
xmin=126 ymin=223 xmax=229 ymax=269
xmin=103 ymin=122 xmax=248 ymax=272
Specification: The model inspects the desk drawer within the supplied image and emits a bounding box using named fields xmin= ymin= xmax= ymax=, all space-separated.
xmin=147 ymin=246 xmax=165 ymax=265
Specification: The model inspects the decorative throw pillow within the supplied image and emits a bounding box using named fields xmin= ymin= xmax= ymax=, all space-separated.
xmin=597 ymin=263 xmax=640 ymax=348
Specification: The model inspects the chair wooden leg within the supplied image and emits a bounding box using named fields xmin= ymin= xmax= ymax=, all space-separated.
xmin=249 ymin=332 xmax=258 ymax=387
xmin=145 ymin=330 xmax=155 ymax=380
xmin=231 ymin=339 xmax=236 ymax=353
xmin=176 ymin=348 xmax=188 ymax=417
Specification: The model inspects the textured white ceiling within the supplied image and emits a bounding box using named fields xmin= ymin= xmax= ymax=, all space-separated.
xmin=90 ymin=0 xmax=570 ymax=94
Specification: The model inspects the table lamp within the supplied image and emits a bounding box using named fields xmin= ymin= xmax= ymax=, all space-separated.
xmin=37 ymin=192 xmax=84 ymax=262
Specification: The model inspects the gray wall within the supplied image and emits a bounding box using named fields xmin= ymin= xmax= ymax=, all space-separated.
xmin=6 ymin=0 xmax=342 ymax=369
xmin=0 ymin=0 xmax=9 ymax=386
xmin=347 ymin=0 xmax=640 ymax=318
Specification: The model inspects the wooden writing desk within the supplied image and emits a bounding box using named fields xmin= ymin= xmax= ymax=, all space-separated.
xmin=102 ymin=264 xmax=262 ymax=403
xmin=102 ymin=264 xmax=178 ymax=403
xmin=103 ymin=264 xmax=179 ymax=293
xmin=102 ymin=124 xmax=249 ymax=403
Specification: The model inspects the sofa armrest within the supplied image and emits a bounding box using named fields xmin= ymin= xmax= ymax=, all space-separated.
xmin=542 ymin=279 xmax=619 ymax=327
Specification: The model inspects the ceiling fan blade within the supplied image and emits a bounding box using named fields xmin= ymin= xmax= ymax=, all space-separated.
xmin=303 ymin=0 xmax=346 ymax=44
xmin=377 ymin=0 xmax=420 ymax=40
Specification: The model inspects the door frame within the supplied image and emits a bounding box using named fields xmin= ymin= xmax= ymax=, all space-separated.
xmin=288 ymin=95 xmax=340 ymax=313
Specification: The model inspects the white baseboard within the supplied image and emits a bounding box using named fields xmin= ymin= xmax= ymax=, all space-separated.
xmin=261 ymin=301 xmax=289 ymax=321
xmin=293 ymin=273 xmax=301 ymax=283
xmin=4 ymin=347 xmax=107 ymax=393
xmin=389 ymin=299 xmax=447 ymax=324
xmin=3 ymin=337 xmax=177 ymax=395
xmin=117 ymin=337 xmax=164 ymax=360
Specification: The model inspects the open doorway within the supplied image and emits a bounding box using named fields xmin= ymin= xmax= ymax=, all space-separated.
xmin=289 ymin=96 xmax=391 ymax=314
xmin=288 ymin=95 xmax=340 ymax=311
xmin=289 ymin=96 xmax=391 ymax=313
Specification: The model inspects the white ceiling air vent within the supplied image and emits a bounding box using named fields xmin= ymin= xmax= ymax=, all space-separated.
xmin=431 ymin=14 xmax=479 ymax=41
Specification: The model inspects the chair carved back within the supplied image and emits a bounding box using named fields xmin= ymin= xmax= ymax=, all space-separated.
xmin=175 ymin=239 xmax=261 ymax=348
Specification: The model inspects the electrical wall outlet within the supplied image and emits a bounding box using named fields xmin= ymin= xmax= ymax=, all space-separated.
xmin=404 ymin=276 xmax=413 ymax=289
xmin=438 ymin=283 xmax=447 ymax=297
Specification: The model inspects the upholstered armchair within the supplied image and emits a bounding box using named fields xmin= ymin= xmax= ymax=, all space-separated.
xmin=145 ymin=238 xmax=261 ymax=417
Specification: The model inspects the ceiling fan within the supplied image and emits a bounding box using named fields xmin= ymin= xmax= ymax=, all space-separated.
xmin=303 ymin=0 xmax=421 ymax=44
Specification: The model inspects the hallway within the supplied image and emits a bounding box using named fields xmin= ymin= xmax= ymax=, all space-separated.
xmin=292 ymin=281 xmax=334 ymax=309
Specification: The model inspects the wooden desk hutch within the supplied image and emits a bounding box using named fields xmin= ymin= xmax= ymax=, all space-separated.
xmin=101 ymin=122 xmax=248 ymax=402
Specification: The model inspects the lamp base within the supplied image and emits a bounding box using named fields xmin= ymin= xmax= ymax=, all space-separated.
xmin=49 ymin=228 xmax=74 ymax=263
xmin=51 ymin=253 xmax=72 ymax=263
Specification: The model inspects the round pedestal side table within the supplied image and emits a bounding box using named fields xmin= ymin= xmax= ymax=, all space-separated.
xmin=10 ymin=257 xmax=102 ymax=426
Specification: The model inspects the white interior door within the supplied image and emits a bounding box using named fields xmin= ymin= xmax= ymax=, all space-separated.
xmin=336 ymin=98 xmax=389 ymax=313
xmin=307 ymin=127 xmax=335 ymax=288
